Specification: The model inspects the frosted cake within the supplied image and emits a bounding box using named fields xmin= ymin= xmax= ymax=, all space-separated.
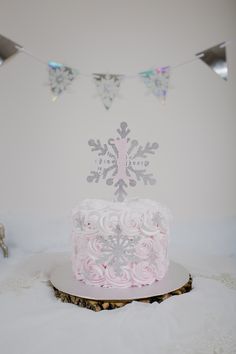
xmin=72 ymin=199 xmax=170 ymax=288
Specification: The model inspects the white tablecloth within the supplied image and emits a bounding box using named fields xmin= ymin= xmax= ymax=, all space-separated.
xmin=1 ymin=249 xmax=236 ymax=354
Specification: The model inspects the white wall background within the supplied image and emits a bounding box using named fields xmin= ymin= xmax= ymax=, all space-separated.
xmin=0 ymin=0 xmax=236 ymax=254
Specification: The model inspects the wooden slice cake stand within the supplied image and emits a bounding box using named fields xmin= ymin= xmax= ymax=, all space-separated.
xmin=50 ymin=260 xmax=192 ymax=312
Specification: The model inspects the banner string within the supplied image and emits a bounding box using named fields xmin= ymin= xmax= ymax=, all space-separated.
xmin=14 ymin=39 xmax=234 ymax=78
xmin=15 ymin=46 xmax=47 ymax=66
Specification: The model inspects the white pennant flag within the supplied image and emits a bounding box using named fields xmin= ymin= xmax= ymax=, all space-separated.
xmin=139 ymin=66 xmax=170 ymax=102
xmin=48 ymin=61 xmax=79 ymax=101
xmin=93 ymin=73 xmax=123 ymax=110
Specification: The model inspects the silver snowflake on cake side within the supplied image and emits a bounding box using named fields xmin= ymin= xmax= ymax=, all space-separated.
xmin=96 ymin=226 xmax=140 ymax=275
xmin=87 ymin=122 xmax=159 ymax=201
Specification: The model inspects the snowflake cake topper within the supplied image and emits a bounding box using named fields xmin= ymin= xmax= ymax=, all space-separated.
xmin=87 ymin=122 xmax=159 ymax=201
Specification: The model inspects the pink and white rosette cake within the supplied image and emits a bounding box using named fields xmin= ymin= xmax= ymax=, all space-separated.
xmin=71 ymin=199 xmax=171 ymax=288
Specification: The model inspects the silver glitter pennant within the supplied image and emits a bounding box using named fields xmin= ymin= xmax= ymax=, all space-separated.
xmin=93 ymin=73 xmax=123 ymax=110
xmin=196 ymin=42 xmax=228 ymax=81
xmin=87 ymin=122 xmax=159 ymax=202
xmin=139 ymin=67 xmax=170 ymax=102
xmin=0 ymin=34 xmax=21 ymax=66
xmin=48 ymin=61 xmax=79 ymax=100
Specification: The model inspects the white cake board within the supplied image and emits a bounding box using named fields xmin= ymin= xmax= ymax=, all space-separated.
xmin=50 ymin=259 xmax=190 ymax=301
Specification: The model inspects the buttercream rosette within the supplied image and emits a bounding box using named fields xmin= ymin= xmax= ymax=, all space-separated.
xmin=71 ymin=198 xmax=171 ymax=288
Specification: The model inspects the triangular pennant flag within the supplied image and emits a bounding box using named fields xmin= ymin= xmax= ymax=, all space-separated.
xmin=0 ymin=34 xmax=22 ymax=66
xmin=139 ymin=66 xmax=170 ymax=102
xmin=48 ymin=61 xmax=79 ymax=100
xmin=196 ymin=42 xmax=228 ymax=81
xmin=93 ymin=73 xmax=123 ymax=110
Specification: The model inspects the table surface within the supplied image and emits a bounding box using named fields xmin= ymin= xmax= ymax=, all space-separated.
xmin=1 ymin=250 xmax=236 ymax=354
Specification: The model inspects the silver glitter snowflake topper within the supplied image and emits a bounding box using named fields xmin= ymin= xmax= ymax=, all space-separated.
xmin=87 ymin=122 xmax=159 ymax=201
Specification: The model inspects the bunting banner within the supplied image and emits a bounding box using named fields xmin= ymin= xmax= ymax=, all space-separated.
xmin=0 ymin=34 xmax=232 ymax=108
xmin=139 ymin=66 xmax=170 ymax=102
xmin=48 ymin=61 xmax=79 ymax=101
xmin=0 ymin=34 xmax=21 ymax=66
xmin=196 ymin=42 xmax=228 ymax=81
xmin=93 ymin=73 xmax=124 ymax=110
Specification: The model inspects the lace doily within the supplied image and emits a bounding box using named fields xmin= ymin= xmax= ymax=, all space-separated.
xmin=0 ymin=271 xmax=48 ymax=294
xmin=195 ymin=272 xmax=236 ymax=290
xmin=165 ymin=330 xmax=236 ymax=354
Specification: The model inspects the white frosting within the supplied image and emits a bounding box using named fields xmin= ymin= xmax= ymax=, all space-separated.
xmin=72 ymin=198 xmax=171 ymax=237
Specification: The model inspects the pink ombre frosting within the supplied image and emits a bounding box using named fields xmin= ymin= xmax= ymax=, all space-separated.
xmin=71 ymin=199 xmax=171 ymax=288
